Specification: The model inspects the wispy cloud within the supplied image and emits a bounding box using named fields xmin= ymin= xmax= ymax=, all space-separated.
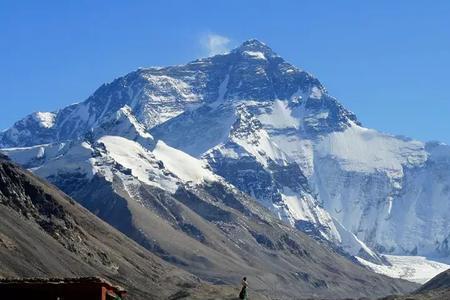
xmin=202 ymin=33 xmax=231 ymax=56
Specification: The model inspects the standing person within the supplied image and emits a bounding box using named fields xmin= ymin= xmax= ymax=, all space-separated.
xmin=239 ymin=277 xmax=248 ymax=299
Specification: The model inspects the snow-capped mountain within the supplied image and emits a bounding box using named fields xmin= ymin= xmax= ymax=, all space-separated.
xmin=2 ymin=39 xmax=449 ymax=270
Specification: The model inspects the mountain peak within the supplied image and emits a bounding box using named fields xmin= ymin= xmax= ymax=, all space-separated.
xmin=233 ymin=39 xmax=277 ymax=57
xmin=240 ymin=38 xmax=267 ymax=47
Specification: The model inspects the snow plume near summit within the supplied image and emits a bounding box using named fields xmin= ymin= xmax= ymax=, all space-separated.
xmin=202 ymin=33 xmax=231 ymax=56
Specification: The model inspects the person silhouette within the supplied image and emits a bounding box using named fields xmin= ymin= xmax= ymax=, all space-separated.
xmin=239 ymin=277 xmax=248 ymax=299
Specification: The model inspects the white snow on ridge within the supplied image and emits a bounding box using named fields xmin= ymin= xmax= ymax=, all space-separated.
xmin=33 ymin=112 xmax=56 ymax=128
xmin=232 ymin=128 xmax=287 ymax=167
xmin=316 ymin=124 xmax=428 ymax=173
xmin=357 ymin=255 xmax=450 ymax=284
xmin=281 ymin=187 xmax=380 ymax=261
xmin=1 ymin=142 xmax=67 ymax=166
xmin=333 ymin=219 xmax=377 ymax=258
xmin=141 ymin=74 xmax=199 ymax=103
xmin=282 ymin=188 xmax=315 ymax=222
xmin=257 ymin=100 xmax=300 ymax=129
xmin=153 ymin=140 xmax=217 ymax=184
xmin=310 ymin=86 xmax=323 ymax=99
xmin=243 ymin=51 xmax=267 ymax=60
xmin=33 ymin=142 xmax=96 ymax=180
xmin=97 ymin=105 xmax=154 ymax=145
xmin=209 ymin=73 xmax=229 ymax=109
xmin=97 ymin=136 xmax=179 ymax=192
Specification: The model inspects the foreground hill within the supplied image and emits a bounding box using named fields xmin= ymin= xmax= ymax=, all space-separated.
xmin=382 ymin=269 xmax=450 ymax=300
xmin=0 ymin=154 xmax=242 ymax=299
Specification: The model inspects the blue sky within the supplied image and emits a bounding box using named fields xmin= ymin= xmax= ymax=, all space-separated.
xmin=1 ymin=0 xmax=449 ymax=143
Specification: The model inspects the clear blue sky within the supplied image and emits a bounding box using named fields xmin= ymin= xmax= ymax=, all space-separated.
xmin=1 ymin=0 xmax=449 ymax=143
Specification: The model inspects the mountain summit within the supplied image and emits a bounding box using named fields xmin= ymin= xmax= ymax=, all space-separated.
xmin=232 ymin=39 xmax=279 ymax=56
